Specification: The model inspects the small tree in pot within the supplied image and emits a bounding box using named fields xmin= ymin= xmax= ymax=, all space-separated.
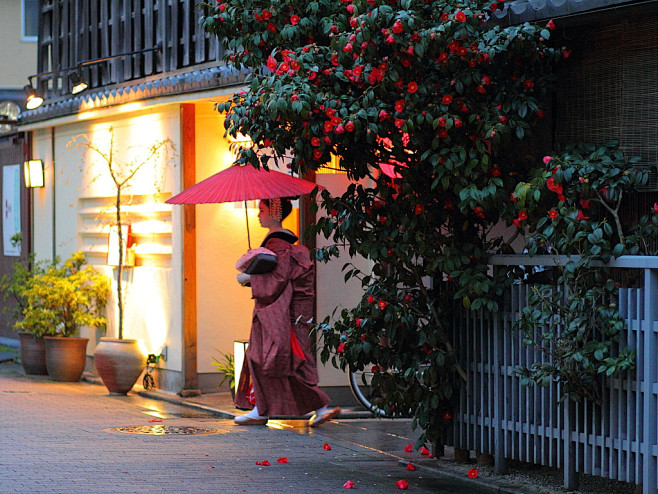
xmin=17 ymin=251 xmax=111 ymax=381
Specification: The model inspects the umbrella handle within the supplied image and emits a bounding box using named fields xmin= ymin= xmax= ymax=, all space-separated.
xmin=245 ymin=201 xmax=252 ymax=250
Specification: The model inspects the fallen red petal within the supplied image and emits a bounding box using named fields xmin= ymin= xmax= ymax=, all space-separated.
xmin=148 ymin=418 xmax=162 ymax=423
xmin=404 ymin=444 xmax=413 ymax=452
xmin=467 ymin=468 xmax=479 ymax=478
xmin=406 ymin=463 xmax=415 ymax=471
xmin=343 ymin=480 xmax=355 ymax=489
xmin=420 ymin=446 xmax=431 ymax=455
xmin=395 ymin=479 xmax=409 ymax=489
xmin=324 ymin=443 xmax=332 ymax=451
xmin=277 ymin=457 xmax=288 ymax=463
xmin=255 ymin=460 xmax=270 ymax=466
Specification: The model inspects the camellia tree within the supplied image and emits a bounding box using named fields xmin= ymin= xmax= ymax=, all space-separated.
xmin=199 ymin=0 xmax=649 ymax=447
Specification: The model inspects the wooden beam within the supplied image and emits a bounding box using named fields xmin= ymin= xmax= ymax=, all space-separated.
xmin=181 ymin=103 xmax=199 ymax=393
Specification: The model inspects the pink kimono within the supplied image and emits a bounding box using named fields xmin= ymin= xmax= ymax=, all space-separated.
xmin=234 ymin=231 xmax=330 ymax=416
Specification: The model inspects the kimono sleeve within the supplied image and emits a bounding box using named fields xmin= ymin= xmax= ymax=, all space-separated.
xmin=250 ymin=238 xmax=292 ymax=306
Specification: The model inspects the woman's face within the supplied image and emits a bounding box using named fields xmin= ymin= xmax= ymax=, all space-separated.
xmin=258 ymin=200 xmax=275 ymax=229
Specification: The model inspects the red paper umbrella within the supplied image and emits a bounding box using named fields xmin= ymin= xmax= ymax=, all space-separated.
xmin=166 ymin=164 xmax=319 ymax=204
xmin=166 ymin=164 xmax=320 ymax=248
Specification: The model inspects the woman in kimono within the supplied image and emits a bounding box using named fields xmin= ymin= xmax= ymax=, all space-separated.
xmin=234 ymin=197 xmax=341 ymax=426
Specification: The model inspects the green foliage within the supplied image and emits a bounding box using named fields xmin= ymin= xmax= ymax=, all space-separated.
xmin=511 ymin=142 xmax=651 ymax=403
xmin=14 ymin=252 xmax=111 ymax=338
xmin=199 ymin=0 xmax=650 ymax=446
xmin=211 ymin=351 xmax=236 ymax=391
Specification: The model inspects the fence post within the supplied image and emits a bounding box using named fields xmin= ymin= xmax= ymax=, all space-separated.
xmin=641 ymin=268 xmax=657 ymax=494
xmin=563 ymin=394 xmax=579 ymax=489
xmin=493 ymin=309 xmax=508 ymax=474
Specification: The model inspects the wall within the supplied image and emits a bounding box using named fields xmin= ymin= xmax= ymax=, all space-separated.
xmin=0 ymin=0 xmax=38 ymax=89
xmin=315 ymin=174 xmax=373 ymax=392
xmin=194 ymin=102 xmax=258 ymax=389
xmin=30 ymin=104 xmax=183 ymax=383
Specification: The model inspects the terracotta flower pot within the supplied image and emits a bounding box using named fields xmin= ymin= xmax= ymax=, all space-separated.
xmin=44 ymin=336 xmax=89 ymax=382
xmin=18 ymin=332 xmax=48 ymax=375
xmin=94 ymin=338 xmax=146 ymax=395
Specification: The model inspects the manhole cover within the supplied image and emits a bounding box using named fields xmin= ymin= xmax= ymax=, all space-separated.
xmin=106 ymin=425 xmax=229 ymax=435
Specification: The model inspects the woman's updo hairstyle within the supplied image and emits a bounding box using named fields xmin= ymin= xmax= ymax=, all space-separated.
xmin=263 ymin=197 xmax=293 ymax=222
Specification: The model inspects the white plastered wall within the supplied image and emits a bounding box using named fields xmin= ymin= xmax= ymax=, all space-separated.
xmin=30 ymin=105 xmax=183 ymax=372
xmin=315 ymin=174 xmax=373 ymax=387
xmin=194 ymin=102 xmax=259 ymax=374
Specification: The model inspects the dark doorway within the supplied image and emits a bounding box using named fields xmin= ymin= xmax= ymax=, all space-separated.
xmin=0 ymin=133 xmax=31 ymax=343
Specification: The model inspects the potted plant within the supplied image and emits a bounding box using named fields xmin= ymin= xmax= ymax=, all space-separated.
xmin=0 ymin=234 xmax=52 ymax=375
xmin=18 ymin=251 xmax=111 ymax=382
xmin=69 ymin=129 xmax=175 ymax=394
xmin=212 ymin=351 xmax=236 ymax=399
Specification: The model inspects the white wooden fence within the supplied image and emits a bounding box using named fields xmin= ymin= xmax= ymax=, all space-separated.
xmin=445 ymin=255 xmax=658 ymax=492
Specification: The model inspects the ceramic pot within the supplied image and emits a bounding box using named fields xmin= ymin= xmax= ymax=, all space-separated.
xmin=44 ymin=336 xmax=89 ymax=382
xmin=18 ymin=332 xmax=48 ymax=375
xmin=94 ymin=338 xmax=145 ymax=395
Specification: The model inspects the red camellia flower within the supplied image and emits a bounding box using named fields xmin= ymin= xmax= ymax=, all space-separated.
xmin=543 ymin=155 xmax=553 ymax=164
xmin=355 ymin=317 xmax=362 ymax=327
xmin=442 ymin=95 xmax=453 ymax=105
xmin=510 ymin=193 xmax=518 ymax=202
xmin=367 ymin=295 xmax=376 ymax=303
xmin=378 ymin=299 xmax=388 ymax=310
xmin=546 ymin=19 xmax=556 ymax=30
xmin=524 ymin=79 xmax=535 ymax=89
xmin=474 ymin=206 xmax=485 ymax=219
xmin=518 ymin=210 xmax=528 ymax=220
xmin=313 ymin=149 xmax=323 ymax=160
xmin=444 ymin=199 xmax=455 ymax=211
xmin=392 ymin=20 xmax=403 ymax=33
xmin=277 ymin=457 xmax=288 ymax=463
xmin=467 ymin=468 xmax=479 ymax=478
xmin=379 ymin=110 xmax=390 ymax=121
xmin=549 ymin=210 xmax=558 ymax=219
xmin=394 ymin=118 xmax=405 ymax=129
xmin=490 ymin=167 xmax=501 ymax=177
xmin=407 ymin=81 xmax=418 ymax=93
xmin=414 ymin=204 xmax=424 ymax=215
xmin=420 ymin=446 xmax=431 ymax=455
xmin=290 ymin=14 xmax=300 ymax=25
xmin=546 ymin=177 xmax=563 ymax=195
xmin=443 ymin=411 xmax=452 ymax=420
xmin=455 ymin=11 xmax=466 ymax=22
xmin=402 ymin=293 xmax=412 ymax=303
xmin=343 ymin=480 xmax=355 ymax=489
xmin=576 ymin=210 xmax=590 ymax=221
xmin=580 ymin=199 xmax=590 ymax=209
xmin=513 ymin=218 xmax=522 ymax=228
xmin=441 ymin=13 xmax=449 ymax=21
xmin=371 ymin=365 xmax=382 ymax=373
xmin=345 ymin=121 xmax=355 ymax=132
xmin=653 ymin=202 xmax=658 ymax=214
xmin=266 ymin=22 xmax=277 ymax=32
xmin=324 ymin=443 xmax=332 ymax=450
xmin=337 ymin=342 xmax=346 ymax=353
xmin=395 ymin=480 xmax=409 ymax=490
xmin=394 ymin=99 xmax=405 ymax=113
xmin=406 ymin=463 xmax=416 ymax=471
xmin=404 ymin=444 xmax=413 ymax=452
xmin=311 ymin=137 xmax=320 ymax=147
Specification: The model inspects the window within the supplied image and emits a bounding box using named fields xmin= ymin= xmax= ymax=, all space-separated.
xmin=22 ymin=0 xmax=39 ymax=41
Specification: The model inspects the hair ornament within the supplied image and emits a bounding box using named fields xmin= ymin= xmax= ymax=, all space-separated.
xmin=270 ymin=197 xmax=283 ymax=222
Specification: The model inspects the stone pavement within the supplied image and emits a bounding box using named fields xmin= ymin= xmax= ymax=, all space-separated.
xmin=1 ymin=351 xmax=627 ymax=494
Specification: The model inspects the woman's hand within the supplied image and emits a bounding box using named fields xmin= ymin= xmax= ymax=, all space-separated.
xmin=237 ymin=272 xmax=251 ymax=286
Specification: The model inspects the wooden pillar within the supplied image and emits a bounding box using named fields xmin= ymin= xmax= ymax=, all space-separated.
xmin=180 ymin=103 xmax=199 ymax=395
